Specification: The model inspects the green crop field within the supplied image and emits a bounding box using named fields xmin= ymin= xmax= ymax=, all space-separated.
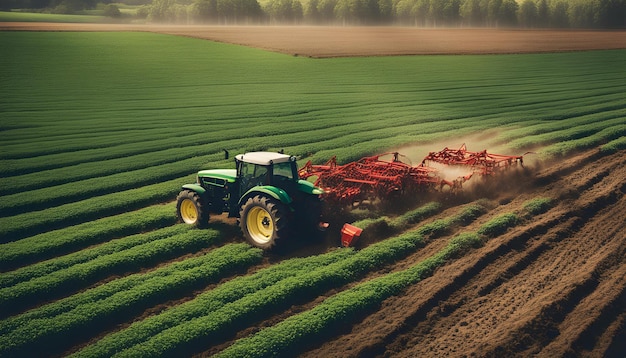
xmin=1 ymin=31 xmax=625 ymax=356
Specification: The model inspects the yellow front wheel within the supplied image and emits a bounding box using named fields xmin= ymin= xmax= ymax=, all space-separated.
xmin=240 ymin=194 xmax=289 ymax=250
xmin=176 ymin=190 xmax=208 ymax=227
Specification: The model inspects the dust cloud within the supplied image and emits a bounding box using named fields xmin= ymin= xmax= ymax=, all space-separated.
xmin=391 ymin=129 xmax=543 ymax=194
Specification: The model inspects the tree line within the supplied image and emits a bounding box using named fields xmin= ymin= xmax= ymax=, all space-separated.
xmin=5 ymin=0 xmax=626 ymax=27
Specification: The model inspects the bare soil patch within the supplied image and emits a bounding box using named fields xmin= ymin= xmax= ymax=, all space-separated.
xmin=2 ymin=22 xmax=625 ymax=57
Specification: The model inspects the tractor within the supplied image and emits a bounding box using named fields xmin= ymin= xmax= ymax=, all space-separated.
xmin=178 ymin=145 xmax=526 ymax=250
xmin=176 ymin=151 xmax=325 ymax=250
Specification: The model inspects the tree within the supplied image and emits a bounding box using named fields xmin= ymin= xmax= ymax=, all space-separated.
xmin=263 ymin=0 xmax=302 ymax=23
xmin=499 ymin=0 xmax=517 ymax=26
xmin=550 ymin=0 xmax=569 ymax=27
xmin=147 ymin=0 xmax=176 ymax=21
xmin=103 ymin=3 xmax=122 ymax=17
xmin=393 ymin=0 xmax=414 ymax=24
xmin=536 ymin=0 xmax=549 ymax=26
xmin=460 ymin=0 xmax=485 ymax=26
xmin=518 ymin=0 xmax=537 ymax=27
xmin=568 ymin=0 xmax=595 ymax=27
xmin=413 ymin=0 xmax=430 ymax=26
xmin=377 ymin=0 xmax=393 ymax=23
xmin=595 ymin=0 xmax=626 ymax=28
xmin=317 ymin=0 xmax=337 ymax=22
xmin=304 ymin=0 xmax=322 ymax=22
xmin=334 ymin=0 xmax=351 ymax=23
xmin=190 ymin=0 xmax=218 ymax=23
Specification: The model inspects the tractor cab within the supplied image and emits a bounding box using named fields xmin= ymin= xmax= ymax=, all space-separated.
xmin=235 ymin=152 xmax=299 ymax=197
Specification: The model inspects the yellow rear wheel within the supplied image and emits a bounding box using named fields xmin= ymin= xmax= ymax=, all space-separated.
xmin=246 ymin=206 xmax=274 ymax=244
xmin=240 ymin=194 xmax=289 ymax=250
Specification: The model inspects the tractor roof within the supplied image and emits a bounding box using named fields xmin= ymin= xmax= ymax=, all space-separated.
xmin=236 ymin=152 xmax=295 ymax=166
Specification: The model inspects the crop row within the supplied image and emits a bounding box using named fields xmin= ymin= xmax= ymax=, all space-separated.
xmin=0 ymin=223 xmax=189 ymax=288
xmin=0 ymin=203 xmax=176 ymax=272
xmin=71 ymin=202 xmax=486 ymax=357
xmin=506 ymin=114 xmax=626 ymax=152
xmin=69 ymin=247 xmax=356 ymax=358
xmin=0 ymin=243 xmax=263 ymax=357
xmin=0 ymin=175 xmax=191 ymax=243
xmin=0 ymin=227 xmax=221 ymax=316
xmin=543 ymin=124 xmax=626 ymax=157
xmin=216 ymin=233 xmax=482 ymax=358
xmin=601 ymin=135 xmax=626 ymax=153
xmin=216 ymin=199 xmax=550 ymax=357
xmin=0 ymin=155 xmax=218 ymax=217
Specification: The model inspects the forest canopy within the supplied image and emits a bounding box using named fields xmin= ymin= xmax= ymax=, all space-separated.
xmin=3 ymin=0 xmax=625 ymax=27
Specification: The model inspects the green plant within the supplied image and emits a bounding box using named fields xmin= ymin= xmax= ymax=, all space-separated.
xmin=522 ymin=197 xmax=553 ymax=216
xmin=477 ymin=213 xmax=520 ymax=238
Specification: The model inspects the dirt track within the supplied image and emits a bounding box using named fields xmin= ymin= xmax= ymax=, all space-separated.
xmin=2 ymin=23 xmax=626 ymax=57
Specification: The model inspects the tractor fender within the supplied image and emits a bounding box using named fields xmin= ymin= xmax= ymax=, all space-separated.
xmin=297 ymin=179 xmax=325 ymax=195
xmin=182 ymin=183 xmax=206 ymax=195
xmin=239 ymin=186 xmax=293 ymax=207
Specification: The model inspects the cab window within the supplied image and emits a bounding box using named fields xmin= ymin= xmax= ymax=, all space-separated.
xmin=240 ymin=162 xmax=269 ymax=191
xmin=273 ymin=162 xmax=294 ymax=180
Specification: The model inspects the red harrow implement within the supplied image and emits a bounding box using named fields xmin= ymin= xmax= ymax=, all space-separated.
xmin=298 ymin=144 xmax=525 ymax=207
xmin=422 ymin=144 xmax=525 ymax=176
xmin=298 ymin=152 xmax=443 ymax=206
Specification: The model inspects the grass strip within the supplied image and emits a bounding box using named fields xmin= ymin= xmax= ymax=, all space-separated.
xmin=0 ymin=243 xmax=262 ymax=357
xmin=0 ymin=175 xmax=193 ymax=243
xmin=542 ymin=124 xmax=626 ymax=157
xmin=0 ymin=227 xmax=219 ymax=316
xmin=477 ymin=213 xmax=520 ymax=238
xmin=0 ymin=224 xmax=188 ymax=289
xmin=0 ymin=157 xmax=214 ymax=216
xmin=601 ymin=136 xmax=626 ymax=153
xmin=522 ymin=197 xmax=553 ymax=217
xmin=0 ymin=203 xmax=176 ymax=273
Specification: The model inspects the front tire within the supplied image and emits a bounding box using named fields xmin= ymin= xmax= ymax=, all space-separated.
xmin=240 ymin=194 xmax=290 ymax=250
xmin=176 ymin=190 xmax=208 ymax=227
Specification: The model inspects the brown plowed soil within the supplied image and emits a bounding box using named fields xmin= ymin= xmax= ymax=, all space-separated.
xmin=295 ymin=149 xmax=626 ymax=357
xmin=2 ymin=23 xmax=626 ymax=57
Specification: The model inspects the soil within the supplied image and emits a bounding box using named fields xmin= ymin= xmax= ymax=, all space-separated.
xmin=1 ymin=23 xmax=626 ymax=57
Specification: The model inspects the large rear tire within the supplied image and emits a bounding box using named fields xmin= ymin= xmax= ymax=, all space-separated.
xmin=176 ymin=190 xmax=208 ymax=227
xmin=240 ymin=194 xmax=289 ymax=250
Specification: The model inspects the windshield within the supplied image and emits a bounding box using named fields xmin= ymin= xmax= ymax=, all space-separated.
xmin=273 ymin=162 xmax=294 ymax=180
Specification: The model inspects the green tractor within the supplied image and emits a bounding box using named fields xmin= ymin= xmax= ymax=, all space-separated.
xmin=176 ymin=151 xmax=326 ymax=250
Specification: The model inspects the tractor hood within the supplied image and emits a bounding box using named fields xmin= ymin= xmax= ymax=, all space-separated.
xmin=197 ymin=169 xmax=237 ymax=182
